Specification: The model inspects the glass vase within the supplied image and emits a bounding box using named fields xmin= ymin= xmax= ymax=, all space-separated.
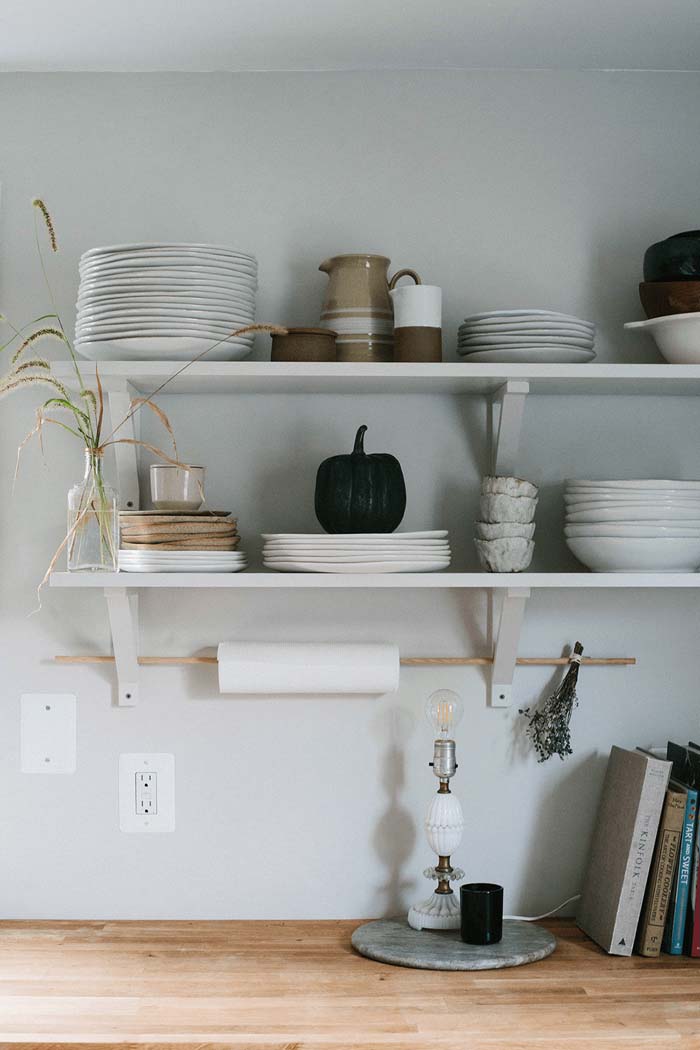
xmin=67 ymin=449 xmax=119 ymax=572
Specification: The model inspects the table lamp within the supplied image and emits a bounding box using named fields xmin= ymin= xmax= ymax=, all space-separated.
xmin=408 ymin=688 xmax=465 ymax=931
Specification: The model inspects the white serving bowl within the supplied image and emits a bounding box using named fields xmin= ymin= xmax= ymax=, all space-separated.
xmin=481 ymin=475 xmax=538 ymax=498
xmin=475 ymin=521 xmax=536 ymax=540
xmin=565 ymin=504 xmax=700 ymax=523
xmin=565 ymin=523 xmax=700 ymax=538
xmin=475 ymin=537 xmax=534 ymax=572
xmin=479 ymin=493 xmax=538 ymax=524
xmin=566 ymin=535 xmax=700 ymax=572
xmin=624 ymin=313 xmax=700 ymax=364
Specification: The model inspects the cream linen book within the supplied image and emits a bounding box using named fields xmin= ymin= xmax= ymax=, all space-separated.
xmin=577 ymin=746 xmax=671 ymax=956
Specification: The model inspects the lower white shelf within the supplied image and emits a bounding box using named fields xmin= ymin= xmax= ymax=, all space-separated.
xmin=50 ymin=571 xmax=700 ymax=589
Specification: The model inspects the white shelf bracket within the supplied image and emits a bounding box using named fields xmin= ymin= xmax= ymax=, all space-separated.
xmin=107 ymin=384 xmax=140 ymax=510
xmin=490 ymin=587 xmax=531 ymax=708
xmin=105 ymin=588 xmax=139 ymax=706
xmin=490 ymin=380 xmax=529 ymax=477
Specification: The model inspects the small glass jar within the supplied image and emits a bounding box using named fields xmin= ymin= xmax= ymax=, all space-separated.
xmin=67 ymin=449 xmax=118 ymax=571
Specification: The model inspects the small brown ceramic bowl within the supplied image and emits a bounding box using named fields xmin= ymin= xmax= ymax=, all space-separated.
xmin=270 ymin=327 xmax=337 ymax=362
xmin=639 ymin=281 xmax=700 ymax=318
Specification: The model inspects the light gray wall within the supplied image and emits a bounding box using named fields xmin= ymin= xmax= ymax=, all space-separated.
xmin=1 ymin=71 xmax=699 ymax=919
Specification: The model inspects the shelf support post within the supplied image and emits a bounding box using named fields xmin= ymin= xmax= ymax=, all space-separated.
xmin=490 ymin=380 xmax=529 ymax=477
xmin=490 ymin=587 xmax=530 ymax=707
xmin=107 ymin=384 xmax=140 ymax=510
xmin=105 ymin=588 xmax=139 ymax=706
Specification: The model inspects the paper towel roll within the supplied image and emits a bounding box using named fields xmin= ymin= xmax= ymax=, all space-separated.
xmin=217 ymin=641 xmax=400 ymax=695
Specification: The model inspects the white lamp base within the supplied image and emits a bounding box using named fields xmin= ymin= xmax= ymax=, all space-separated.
xmin=408 ymin=890 xmax=461 ymax=931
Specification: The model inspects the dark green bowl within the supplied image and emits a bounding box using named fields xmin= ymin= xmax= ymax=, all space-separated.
xmin=644 ymin=231 xmax=700 ymax=282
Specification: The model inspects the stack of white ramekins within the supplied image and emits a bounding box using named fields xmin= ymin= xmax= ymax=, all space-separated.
xmin=565 ymin=479 xmax=700 ymax=571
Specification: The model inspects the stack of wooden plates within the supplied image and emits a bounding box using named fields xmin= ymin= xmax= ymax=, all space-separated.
xmin=118 ymin=511 xmax=246 ymax=573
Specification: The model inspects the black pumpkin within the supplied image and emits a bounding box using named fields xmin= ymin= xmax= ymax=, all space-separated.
xmin=315 ymin=425 xmax=407 ymax=534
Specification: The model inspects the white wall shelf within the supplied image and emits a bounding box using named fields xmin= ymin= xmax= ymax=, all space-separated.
xmin=52 ymin=360 xmax=700 ymax=397
xmin=50 ymin=571 xmax=700 ymax=589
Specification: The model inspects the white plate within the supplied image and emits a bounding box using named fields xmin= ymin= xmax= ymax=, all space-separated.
xmin=80 ymin=267 xmax=258 ymax=286
xmin=263 ymin=544 xmax=450 ymax=553
xmin=565 ymin=523 xmax=700 ymax=537
xmin=566 ymin=535 xmax=700 ymax=572
xmin=567 ymin=479 xmax=700 ymax=489
xmin=77 ymin=304 xmax=255 ymax=321
xmin=565 ymin=492 xmax=700 ymax=505
xmin=119 ymin=565 xmax=248 ymax=573
xmin=78 ymin=286 xmax=257 ymax=303
xmin=76 ymin=320 xmax=254 ymax=338
xmin=82 ymin=242 xmax=256 ymax=258
xmin=459 ymin=348 xmax=596 ymax=364
xmin=463 ymin=309 xmax=593 ymax=324
xmin=458 ymin=334 xmax=594 ymax=348
xmin=81 ymin=250 xmax=256 ymax=267
xmin=262 ymin=531 xmax=448 ymax=540
xmin=263 ymin=560 xmax=451 ymax=573
xmin=459 ymin=320 xmax=594 ymax=334
xmin=264 ymin=553 xmax=448 ymax=562
xmin=79 ymin=275 xmax=257 ymax=293
xmin=76 ymin=337 xmax=254 ymax=361
xmin=565 ymin=504 xmax=700 ymax=523
xmin=566 ymin=498 xmax=700 ymax=513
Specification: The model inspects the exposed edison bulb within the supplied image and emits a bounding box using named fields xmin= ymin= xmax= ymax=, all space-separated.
xmin=425 ymin=689 xmax=464 ymax=738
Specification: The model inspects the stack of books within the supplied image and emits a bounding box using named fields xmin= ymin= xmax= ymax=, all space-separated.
xmin=578 ymin=742 xmax=700 ymax=958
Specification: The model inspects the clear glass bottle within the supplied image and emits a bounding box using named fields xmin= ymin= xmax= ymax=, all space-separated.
xmin=67 ymin=449 xmax=118 ymax=571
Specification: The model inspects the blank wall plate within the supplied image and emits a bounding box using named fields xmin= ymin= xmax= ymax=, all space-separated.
xmin=119 ymin=753 xmax=175 ymax=833
xmin=20 ymin=694 xmax=76 ymax=774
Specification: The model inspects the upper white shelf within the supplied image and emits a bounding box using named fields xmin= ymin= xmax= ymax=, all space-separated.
xmin=51 ymin=361 xmax=700 ymax=397
xmin=50 ymin=571 xmax=700 ymax=589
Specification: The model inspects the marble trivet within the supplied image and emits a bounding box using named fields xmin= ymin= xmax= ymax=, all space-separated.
xmin=351 ymin=917 xmax=556 ymax=971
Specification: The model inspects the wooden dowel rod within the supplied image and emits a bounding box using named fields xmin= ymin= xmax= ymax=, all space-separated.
xmin=54 ymin=654 xmax=636 ymax=667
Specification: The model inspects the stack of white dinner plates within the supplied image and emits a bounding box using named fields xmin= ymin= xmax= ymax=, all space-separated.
xmin=458 ymin=310 xmax=596 ymax=363
xmin=119 ymin=549 xmax=248 ymax=573
xmin=75 ymin=242 xmax=257 ymax=361
xmin=262 ymin=531 xmax=451 ymax=573
xmin=564 ymin=479 xmax=700 ymax=571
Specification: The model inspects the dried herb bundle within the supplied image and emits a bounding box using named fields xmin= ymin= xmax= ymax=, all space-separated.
xmin=519 ymin=641 xmax=584 ymax=762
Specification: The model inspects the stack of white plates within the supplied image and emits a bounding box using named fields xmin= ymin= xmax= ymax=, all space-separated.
xmin=458 ymin=310 xmax=596 ymax=363
xmin=75 ymin=243 xmax=258 ymax=361
xmin=119 ymin=549 xmax=248 ymax=573
xmin=262 ymin=531 xmax=451 ymax=572
xmin=565 ymin=479 xmax=700 ymax=571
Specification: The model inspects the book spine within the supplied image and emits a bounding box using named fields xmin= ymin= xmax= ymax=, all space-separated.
xmin=638 ymin=797 xmax=683 ymax=957
xmin=663 ymin=789 xmax=698 ymax=955
xmin=610 ymin=761 xmax=669 ymax=956
xmin=687 ymin=819 xmax=700 ymax=956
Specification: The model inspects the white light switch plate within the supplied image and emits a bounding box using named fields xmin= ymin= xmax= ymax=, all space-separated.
xmin=21 ymin=694 xmax=76 ymax=773
xmin=119 ymin=753 xmax=175 ymax=833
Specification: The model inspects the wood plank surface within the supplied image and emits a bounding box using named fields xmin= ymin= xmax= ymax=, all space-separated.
xmin=0 ymin=919 xmax=697 ymax=1048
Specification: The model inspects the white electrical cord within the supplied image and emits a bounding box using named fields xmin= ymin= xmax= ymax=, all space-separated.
xmin=505 ymin=893 xmax=581 ymax=922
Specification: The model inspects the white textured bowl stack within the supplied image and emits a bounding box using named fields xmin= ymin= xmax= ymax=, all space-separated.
xmin=475 ymin=476 xmax=538 ymax=571
xmin=458 ymin=310 xmax=596 ymax=364
xmin=74 ymin=242 xmax=258 ymax=361
xmin=564 ymin=479 xmax=700 ymax=571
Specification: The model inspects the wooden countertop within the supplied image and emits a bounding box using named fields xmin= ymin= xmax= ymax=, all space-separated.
xmin=0 ymin=918 xmax=698 ymax=1047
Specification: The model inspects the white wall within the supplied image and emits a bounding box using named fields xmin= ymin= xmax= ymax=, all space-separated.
xmin=1 ymin=71 xmax=700 ymax=919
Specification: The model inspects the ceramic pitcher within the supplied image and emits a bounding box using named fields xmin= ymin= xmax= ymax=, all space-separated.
xmin=319 ymin=253 xmax=420 ymax=362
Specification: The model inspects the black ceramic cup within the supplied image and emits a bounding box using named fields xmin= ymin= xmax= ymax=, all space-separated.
xmin=460 ymin=883 xmax=504 ymax=945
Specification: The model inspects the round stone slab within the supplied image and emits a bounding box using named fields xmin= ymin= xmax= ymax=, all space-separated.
xmin=351 ymin=918 xmax=556 ymax=971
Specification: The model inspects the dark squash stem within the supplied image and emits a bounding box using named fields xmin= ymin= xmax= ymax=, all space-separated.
xmin=353 ymin=424 xmax=368 ymax=454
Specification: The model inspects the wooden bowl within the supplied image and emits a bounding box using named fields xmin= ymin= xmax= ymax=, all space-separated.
xmin=639 ymin=281 xmax=700 ymax=318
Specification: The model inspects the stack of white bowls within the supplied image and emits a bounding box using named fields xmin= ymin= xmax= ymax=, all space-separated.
xmin=458 ymin=310 xmax=596 ymax=363
xmin=475 ymin=476 xmax=538 ymax=571
xmin=565 ymin=480 xmax=700 ymax=571
xmin=262 ymin=531 xmax=451 ymax=573
xmin=75 ymin=243 xmax=257 ymax=361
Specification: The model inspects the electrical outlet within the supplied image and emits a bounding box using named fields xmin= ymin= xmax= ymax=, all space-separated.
xmin=119 ymin=754 xmax=174 ymax=833
xmin=135 ymin=771 xmax=157 ymax=815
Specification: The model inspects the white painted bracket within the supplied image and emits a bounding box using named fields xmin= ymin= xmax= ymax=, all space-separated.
xmin=490 ymin=587 xmax=531 ymax=707
xmin=490 ymin=380 xmax=529 ymax=477
xmin=105 ymin=588 xmax=139 ymax=706
xmin=107 ymin=385 xmax=140 ymax=510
